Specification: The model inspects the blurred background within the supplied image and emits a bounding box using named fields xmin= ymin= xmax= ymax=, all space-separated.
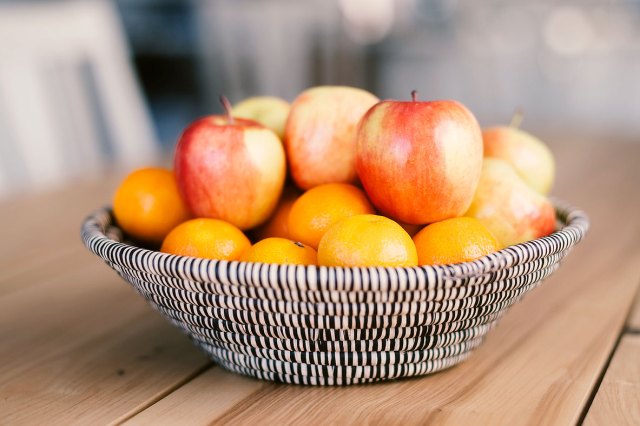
xmin=1 ymin=0 xmax=639 ymax=199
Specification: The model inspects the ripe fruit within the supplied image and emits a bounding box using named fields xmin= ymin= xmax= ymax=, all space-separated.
xmin=160 ymin=218 xmax=250 ymax=260
xmin=174 ymin=96 xmax=286 ymax=230
xmin=288 ymin=183 xmax=375 ymax=249
xmin=231 ymin=96 xmax=290 ymax=140
xmin=483 ymin=126 xmax=555 ymax=194
xmin=251 ymin=186 xmax=300 ymax=240
xmin=482 ymin=127 xmax=555 ymax=194
xmin=113 ymin=167 xmax=191 ymax=245
xmin=356 ymin=91 xmax=483 ymax=225
xmin=240 ymin=238 xmax=317 ymax=265
xmin=317 ymin=214 xmax=418 ymax=267
xmin=285 ymin=86 xmax=379 ymax=189
xmin=412 ymin=217 xmax=499 ymax=265
xmin=465 ymin=158 xmax=556 ymax=248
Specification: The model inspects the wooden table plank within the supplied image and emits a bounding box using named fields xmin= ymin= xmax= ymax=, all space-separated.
xmin=0 ymin=252 xmax=211 ymax=424
xmin=124 ymin=367 xmax=266 ymax=425
xmin=0 ymin=172 xmax=119 ymax=296
xmin=115 ymin=138 xmax=640 ymax=425
xmin=585 ymin=334 xmax=640 ymax=425
xmin=0 ymin=168 xmax=212 ymax=425
xmin=627 ymin=290 xmax=640 ymax=331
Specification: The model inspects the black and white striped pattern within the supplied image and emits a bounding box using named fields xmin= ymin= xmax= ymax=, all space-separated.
xmin=81 ymin=201 xmax=588 ymax=385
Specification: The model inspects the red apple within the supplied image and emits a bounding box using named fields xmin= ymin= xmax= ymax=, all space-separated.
xmin=174 ymin=97 xmax=286 ymax=230
xmin=285 ymin=86 xmax=379 ymax=190
xmin=356 ymin=92 xmax=483 ymax=225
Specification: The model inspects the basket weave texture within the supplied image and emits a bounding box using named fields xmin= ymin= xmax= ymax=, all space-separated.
xmin=81 ymin=202 xmax=588 ymax=385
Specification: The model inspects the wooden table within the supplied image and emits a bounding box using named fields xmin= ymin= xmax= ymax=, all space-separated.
xmin=1 ymin=137 xmax=639 ymax=425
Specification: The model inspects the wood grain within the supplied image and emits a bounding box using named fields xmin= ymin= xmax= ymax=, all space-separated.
xmin=0 ymin=173 xmax=119 ymax=296
xmin=627 ymin=290 xmax=640 ymax=331
xmin=124 ymin=367 xmax=266 ymax=425
xmin=0 ymin=255 xmax=211 ymax=424
xmin=585 ymin=334 xmax=640 ymax=426
xmin=124 ymin=138 xmax=640 ymax=425
xmin=0 ymin=169 xmax=211 ymax=425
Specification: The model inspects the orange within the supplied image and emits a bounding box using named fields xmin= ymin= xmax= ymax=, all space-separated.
xmin=113 ymin=167 xmax=191 ymax=245
xmin=288 ymin=183 xmax=375 ymax=249
xmin=252 ymin=186 xmax=300 ymax=240
xmin=412 ymin=217 xmax=499 ymax=265
xmin=160 ymin=218 xmax=251 ymax=260
xmin=240 ymin=237 xmax=317 ymax=265
xmin=317 ymin=214 xmax=418 ymax=267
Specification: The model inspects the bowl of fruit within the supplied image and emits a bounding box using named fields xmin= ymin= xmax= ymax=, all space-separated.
xmin=82 ymin=87 xmax=588 ymax=385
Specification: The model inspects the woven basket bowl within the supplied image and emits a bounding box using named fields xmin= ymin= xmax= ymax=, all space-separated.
xmin=81 ymin=200 xmax=588 ymax=385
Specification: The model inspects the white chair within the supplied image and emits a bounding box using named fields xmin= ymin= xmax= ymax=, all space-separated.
xmin=0 ymin=0 xmax=158 ymax=198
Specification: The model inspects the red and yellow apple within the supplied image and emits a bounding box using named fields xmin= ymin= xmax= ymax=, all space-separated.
xmin=356 ymin=93 xmax=483 ymax=225
xmin=465 ymin=158 xmax=556 ymax=248
xmin=231 ymin=96 xmax=290 ymax=140
xmin=483 ymin=127 xmax=555 ymax=194
xmin=284 ymin=86 xmax=379 ymax=189
xmin=174 ymin=98 xmax=286 ymax=230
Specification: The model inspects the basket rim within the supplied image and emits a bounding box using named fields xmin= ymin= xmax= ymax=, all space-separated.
xmin=81 ymin=199 xmax=588 ymax=285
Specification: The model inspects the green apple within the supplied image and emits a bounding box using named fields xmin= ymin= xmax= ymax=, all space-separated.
xmin=232 ymin=96 xmax=290 ymax=140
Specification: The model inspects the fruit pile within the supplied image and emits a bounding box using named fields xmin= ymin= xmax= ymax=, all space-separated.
xmin=113 ymin=86 xmax=556 ymax=267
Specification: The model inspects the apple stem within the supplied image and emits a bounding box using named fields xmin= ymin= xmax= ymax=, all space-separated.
xmin=510 ymin=108 xmax=524 ymax=129
xmin=411 ymin=90 xmax=418 ymax=102
xmin=219 ymin=95 xmax=234 ymax=125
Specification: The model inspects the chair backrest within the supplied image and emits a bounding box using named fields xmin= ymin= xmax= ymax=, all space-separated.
xmin=0 ymin=0 xmax=157 ymax=199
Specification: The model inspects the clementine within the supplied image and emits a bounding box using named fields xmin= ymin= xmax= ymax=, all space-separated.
xmin=160 ymin=218 xmax=251 ymax=260
xmin=317 ymin=214 xmax=418 ymax=267
xmin=413 ymin=217 xmax=499 ymax=265
xmin=113 ymin=167 xmax=191 ymax=245
xmin=288 ymin=183 xmax=375 ymax=249
xmin=241 ymin=238 xmax=317 ymax=265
